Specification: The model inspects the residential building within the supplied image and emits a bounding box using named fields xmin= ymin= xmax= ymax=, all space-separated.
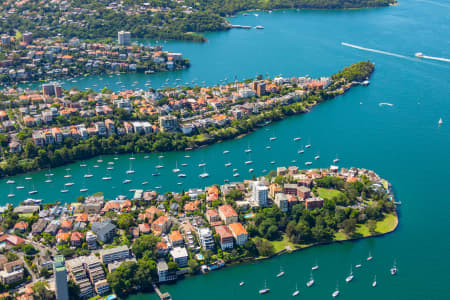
xmin=169 ymin=230 xmax=184 ymax=247
xmin=284 ymin=183 xmax=298 ymax=195
xmin=297 ymin=186 xmax=311 ymax=200
xmin=152 ymin=215 xmax=171 ymax=234
xmin=218 ymin=204 xmax=238 ymax=225
xmin=99 ymin=245 xmax=130 ymax=265
xmin=215 ymin=225 xmax=234 ymax=250
xmin=157 ymin=260 xmax=177 ymax=283
xmin=205 ymin=209 xmax=221 ymax=226
xmin=198 ymin=227 xmax=215 ymax=250
xmin=91 ymin=221 xmax=116 ymax=243
xmin=228 ymin=222 xmax=248 ymax=246
xmin=170 ymin=247 xmax=188 ymax=267
xmin=252 ymin=181 xmax=269 ymax=207
xmin=275 ymin=193 xmax=289 ymax=212
xmin=118 ymin=31 xmax=131 ymax=46
xmin=305 ymin=197 xmax=324 ymax=210
xmin=159 ymin=115 xmax=178 ymax=132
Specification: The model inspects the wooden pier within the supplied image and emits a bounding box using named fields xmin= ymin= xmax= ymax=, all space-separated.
xmin=152 ymin=283 xmax=172 ymax=300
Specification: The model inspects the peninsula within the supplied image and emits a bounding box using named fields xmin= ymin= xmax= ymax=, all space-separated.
xmin=0 ymin=165 xmax=398 ymax=299
xmin=0 ymin=61 xmax=374 ymax=177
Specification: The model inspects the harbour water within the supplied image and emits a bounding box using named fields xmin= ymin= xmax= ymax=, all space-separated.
xmin=4 ymin=1 xmax=450 ymax=299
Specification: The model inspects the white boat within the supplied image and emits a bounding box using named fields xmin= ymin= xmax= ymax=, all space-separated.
xmin=173 ymin=162 xmax=180 ymax=173
xmin=298 ymin=149 xmax=304 ymax=154
xmin=345 ymin=267 xmax=354 ymax=283
xmin=390 ymin=260 xmax=398 ymax=275
xmin=25 ymin=177 xmax=32 ymax=180
xmin=198 ymin=163 xmax=206 ymax=167
xmin=64 ymin=174 xmax=72 ymax=178
xmin=314 ymin=155 xmax=320 ymax=160
xmin=158 ymin=155 xmax=165 ymax=159
xmin=306 ymin=272 xmax=314 ymax=287
xmin=245 ymin=143 xmax=252 ymax=153
xmin=312 ymin=262 xmax=319 ymax=270
xmin=333 ymin=158 xmax=340 ymax=163
xmin=129 ymin=155 xmax=136 ymax=160
xmin=259 ymin=281 xmax=270 ymax=294
xmin=233 ymin=173 xmax=240 ymax=177
xmin=107 ymin=167 xmax=114 ymax=170
xmin=144 ymin=156 xmax=149 ymax=159
xmin=305 ymin=162 xmax=312 ymax=166
xmin=270 ymin=161 xmax=275 ymax=164
xmin=355 ymin=264 xmax=362 ymax=268
xmin=80 ymin=164 xmax=87 ymax=167
xmin=199 ymin=172 xmax=209 ymax=178
xmin=276 ymin=266 xmax=284 ymax=277
xmin=379 ymin=102 xmax=394 ymax=107
xmin=8 ymin=194 xmax=15 ymax=198
xmin=108 ymin=162 xmax=115 ymax=165
xmin=6 ymin=180 xmax=15 ymax=184
xmin=29 ymin=190 xmax=38 ymax=195
xmin=142 ymin=181 xmax=148 ymax=185
xmin=45 ymin=179 xmax=52 ymax=183
xmin=223 ymin=150 xmax=230 ymax=154
xmin=372 ymin=275 xmax=377 ymax=287
xmin=80 ymin=188 xmax=88 ymax=192
xmin=178 ymin=173 xmax=187 ymax=178
xmin=269 ymin=137 xmax=277 ymax=141
xmin=291 ymin=160 xmax=297 ymax=163
xmin=225 ymin=162 xmax=232 ymax=167
xmin=266 ymin=146 xmax=271 ymax=149
xmin=254 ymin=13 xmax=259 ymax=17
xmin=102 ymin=176 xmax=112 ymax=180
xmin=177 ymin=182 xmax=182 ymax=185
xmin=255 ymin=25 xmax=264 ymax=29
xmin=294 ymin=137 xmax=301 ymax=141
xmin=332 ymin=287 xmax=340 ymax=298
xmin=123 ymin=179 xmax=132 ymax=184
xmin=249 ymin=168 xmax=254 ymax=173
xmin=245 ymin=160 xmax=253 ymax=165
xmin=292 ymin=284 xmax=299 ymax=296
xmin=93 ymin=165 xmax=99 ymax=168
xmin=415 ymin=52 xmax=423 ymax=58
xmin=65 ymin=182 xmax=75 ymax=186
xmin=233 ymin=168 xmax=238 ymax=172
xmin=240 ymin=281 xmax=245 ymax=286
xmin=367 ymin=251 xmax=373 ymax=261
xmin=156 ymin=165 xmax=164 ymax=169
xmin=16 ymin=186 xmax=24 ymax=189
xmin=84 ymin=174 xmax=93 ymax=178
xmin=152 ymin=172 xmax=160 ymax=176
xmin=60 ymin=189 xmax=69 ymax=193
xmin=184 ymin=155 xmax=191 ymax=158
xmin=438 ymin=117 xmax=443 ymax=126
xmin=305 ymin=144 xmax=311 ymax=148
xmin=97 ymin=159 xmax=103 ymax=163
xmin=181 ymin=163 xmax=188 ymax=167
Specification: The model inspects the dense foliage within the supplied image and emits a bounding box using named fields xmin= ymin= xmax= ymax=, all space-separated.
xmin=331 ymin=61 xmax=375 ymax=82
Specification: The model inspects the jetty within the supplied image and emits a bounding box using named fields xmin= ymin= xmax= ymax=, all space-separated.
xmin=152 ymin=283 xmax=172 ymax=300
xmin=231 ymin=24 xmax=252 ymax=29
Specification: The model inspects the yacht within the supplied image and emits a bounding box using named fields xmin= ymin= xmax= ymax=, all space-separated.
xmin=129 ymin=154 xmax=136 ymax=160
xmin=142 ymin=181 xmax=148 ymax=185
xmin=25 ymin=177 xmax=32 ymax=180
xmin=298 ymin=149 xmax=304 ymax=154
xmin=60 ymin=188 xmax=69 ymax=193
xmin=173 ymin=162 xmax=181 ymax=173
xmin=240 ymin=281 xmax=245 ymax=286
xmin=225 ymin=162 xmax=232 ymax=167
xmin=312 ymin=262 xmax=319 ymax=271
xmin=8 ymin=193 xmax=15 ymax=198
xmin=276 ymin=266 xmax=285 ymax=277
xmin=123 ymin=179 xmax=132 ymax=184
xmin=126 ymin=161 xmax=135 ymax=174
xmin=156 ymin=164 xmax=164 ymax=169
xmin=355 ymin=263 xmax=362 ymax=268
xmin=367 ymin=251 xmax=373 ymax=261
xmin=102 ymin=176 xmax=112 ymax=180
xmin=233 ymin=168 xmax=238 ymax=172
xmin=181 ymin=163 xmax=188 ymax=167
xmin=6 ymin=180 xmax=15 ymax=184
xmin=45 ymin=179 xmax=52 ymax=183
xmin=438 ymin=117 xmax=443 ymax=126
xmin=177 ymin=182 xmax=183 ymax=185
xmin=178 ymin=173 xmax=187 ymax=178
xmin=45 ymin=172 xmax=54 ymax=177
xmin=108 ymin=162 xmax=115 ymax=165
xmin=84 ymin=174 xmax=93 ymax=178
xmin=107 ymin=167 xmax=114 ymax=170
xmin=294 ymin=137 xmax=301 ymax=141
xmin=233 ymin=173 xmax=240 ymax=177
xmin=249 ymin=168 xmax=254 ymax=173
xmin=306 ymin=272 xmax=314 ymax=287
xmin=305 ymin=144 xmax=311 ymax=148
xmin=16 ymin=186 xmax=25 ymax=189
xmin=266 ymin=146 xmax=271 ymax=149
xmin=345 ymin=267 xmax=354 ymax=283
xmin=65 ymin=182 xmax=75 ymax=186
xmin=29 ymin=189 xmax=38 ymax=195
xmin=245 ymin=160 xmax=253 ymax=165
xmin=245 ymin=144 xmax=252 ymax=153
xmin=152 ymin=172 xmax=160 ymax=176
xmin=305 ymin=162 xmax=312 ymax=166
xmin=259 ymin=281 xmax=270 ymax=294
xmin=270 ymin=161 xmax=275 ymax=164
xmin=291 ymin=160 xmax=297 ymax=163
xmin=223 ymin=150 xmax=230 ymax=154
xmin=198 ymin=163 xmax=206 ymax=167
xmin=269 ymin=136 xmax=277 ymax=141
xmin=199 ymin=172 xmax=209 ymax=178
xmin=372 ymin=275 xmax=377 ymax=287
xmin=390 ymin=260 xmax=398 ymax=275
xmin=314 ymin=155 xmax=320 ymax=160
xmin=97 ymin=159 xmax=103 ymax=163
xmin=292 ymin=283 xmax=299 ymax=296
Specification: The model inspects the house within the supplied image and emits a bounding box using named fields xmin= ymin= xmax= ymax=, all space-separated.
xmin=305 ymin=197 xmax=324 ymax=210
xmin=297 ymin=186 xmax=311 ymax=200
xmin=70 ymin=232 xmax=84 ymax=247
xmin=13 ymin=221 xmax=28 ymax=232
xmin=274 ymin=193 xmax=289 ymax=212
xmin=218 ymin=205 xmax=238 ymax=225
xmin=228 ymin=222 xmax=248 ymax=246
xmin=205 ymin=209 xmax=221 ymax=226
xmin=31 ymin=219 xmax=48 ymax=235
xmin=138 ymin=223 xmax=151 ymax=234
xmin=169 ymin=230 xmax=184 ymax=247
xmin=152 ymin=216 xmax=170 ymax=235
xmin=170 ymin=247 xmax=188 ymax=267
xmin=157 ymin=260 xmax=177 ymax=283
xmin=198 ymin=227 xmax=215 ymax=250
xmin=215 ymin=225 xmax=234 ymax=250
xmin=91 ymin=221 xmax=116 ymax=243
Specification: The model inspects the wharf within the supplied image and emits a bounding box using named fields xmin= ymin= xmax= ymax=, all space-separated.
xmin=152 ymin=283 xmax=172 ymax=300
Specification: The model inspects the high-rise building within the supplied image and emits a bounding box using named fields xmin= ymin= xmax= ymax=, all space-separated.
xmin=252 ymin=181 xmax=268 ymax=207
xmin=159 ymin=115 xmax=178 ymax=132
xmin=117 ymin=31 xmax=131 ymax=46
xmin=42 ymin=83 xmax=62 ymax=98
xmin=22 ymin=32 xmax=33 ymax=44
xmin=53 ymin=255 xmax=69 ymax=300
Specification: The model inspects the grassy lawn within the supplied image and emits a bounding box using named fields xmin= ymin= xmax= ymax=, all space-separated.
xmin=335 ymin=213 xmax=398 ymax=240
xmin=271 ymin=235 xmax=297 ymax=252
xmin=317 ymin=188 xmax=344 ymax=200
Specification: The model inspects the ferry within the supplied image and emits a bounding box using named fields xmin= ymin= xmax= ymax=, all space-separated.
xmin=225 ymin=163 xmax=232 ymax=167
xmin=123 ymin=179 xmax=132 ymax=184
xmin=372 ymin=275 xmax=377 ymax=287
xmin=259 ymin=281 xmax=270 ymax=294
xmin=178 ymin=174 xmax=187 ymax=178
xmin=6 ymin=180 xmax=15 ymax=184
xmin=294 ymin=137 xmax=301 ymax=141
xmin=276 ymin=266 xmax=285 ymax=277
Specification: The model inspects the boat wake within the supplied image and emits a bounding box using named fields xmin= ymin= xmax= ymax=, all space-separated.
xmin=416 ymin=0 xmax=450 ymax=9
xmin=341 ymin=42 xmax=411 ymax=60
xmin=418 ymin=54 xmax=450 ymax=63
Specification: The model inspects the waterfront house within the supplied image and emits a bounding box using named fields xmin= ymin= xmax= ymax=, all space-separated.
xmin=228 ymin=222 xmax=248 ymax=246
xmin=170 ymin=247 xmax=188 ymax=267
xmin=169 ymin=230 xmax=184 ymax=247
xmin=218 ymin=205 xmax=238 ymax=225
xmin=99 ymin=245 xmax=130 ymax=265
xmin=215 ymin=225 xmax=234 ymax=250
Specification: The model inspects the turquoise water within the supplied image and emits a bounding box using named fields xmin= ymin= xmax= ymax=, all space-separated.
xmin=5 ymin=1 xmax=450 ymax=299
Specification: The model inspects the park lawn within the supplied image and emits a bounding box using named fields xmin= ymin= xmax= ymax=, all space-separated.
xmin=254 ymin=235 xmax=298 ymax=253
xmin=335 ymin=213 xmax=398 ymax=240
xmin=317 ymin=188 xmax=344 ymax=200
xmin=334 ymin=231 xmax=348 ymax=241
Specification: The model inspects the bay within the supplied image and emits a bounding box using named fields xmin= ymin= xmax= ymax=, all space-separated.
xmin=4 ymin=1 xmax=450 ymax=299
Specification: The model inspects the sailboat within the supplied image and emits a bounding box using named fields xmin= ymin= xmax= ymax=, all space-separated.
xmin=294 ymin=137 xmax=301 ymax=141
xmin=314 ymin=154 xmax=320 ymax=160
xmin=84 ymin=168 xmax=93 ymax=178
xmin=129 ymin=153 xmax=136 ymax=160
xmin=306 ymin=272 xmax=314 ymax=287
xmin=102 ymin=169 xmax=112 ymax=180
xmin=332 ymin=283 xmax=340 ymax=298
xmin=390 ymin=260 xmax=398 ymax=275
xmin=16 ymin=186 xmax=24 ymax=190
xmin=173 ymin=161 xmax=181 ymax=173
xmin=372 ymin=275 xmax=377 ymax=287
xmin=198 ymin=162 xmax=206 ymax=167
xmin=312 ymin=261 xmax=319 ymax=270
xmin=298 ymin=148 xmax=304 ymax=154
xmin=345 ymin=266 xmax=354 ymax=283
xmin=28 ymin=184 xmax=38 ymax=195
xmin=245 ymin=153 xmax=253 ymax=165
xmin=223 ymin=150 xmax=230 ymax=154
xmin=199 ymin=167 xmax=209 ymax=178
xmin=126 ymin=160 xmax=135 ymax=174
xmin=245 ymin=143 xmax=252 ymax=153
xmin=239 ymin=281 xmax=245 ymax=286
xmin=225 ymin=162 xmax=232 ymax=167
xmin=156 ymin=156 xmax=164 ymax=169
xmin=276 ymin=266 xmax=285 ymax=277
xmin=367 ymin=251 xmax=373 ymax=261
xmin=6 ymin=180 xmax=15 ymax=184
xmin=292 ymin=283 xmax=299 ymax=296
xmin=178 ymin=173 xmax=187 ymax=178
xmin=259 ymin=281 xmax=270 ymax=294
xmin=438 ymin=117 xmax=443 ymax=126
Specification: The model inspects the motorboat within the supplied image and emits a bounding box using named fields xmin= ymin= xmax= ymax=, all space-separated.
xmin=152 ymin=173 xmax=160 ymax=176
xmin=199 ymin=172 xmax=209 ymax=178
xmin=178 ymin=173 xmax=187 ymax=178
xmin=225 ymin=162 xmax=232 ymax=167
xmin=84 ymin=174 xmax=93 ymax=178
xmin=223 ymin=150 xmax=230 ymax=154
xmin=314 ymin=155 xmax=320 ymax=160
xmin=307 ymin=272 xmax=314 ymax=287
xmin=123 ymin=179 xmax=132 ymax=184
xmin=65 ymin=182 xmax=75 ymax=186
xmin=294 ymin=137 xmax=301 ymax=141
xmin=367 ymin=251 xmax=373 ymax=261
xmin=305 ymin=144 xmax=311 ymax=148
xmin=245 ymin=160 xmax=253 ymax=165
xmin=198 ymin=163 xmax=206 ymax=167
xmin=102 ymin=176 xmax=112 ymax=180
xmin=292 ymin=284 xmax=299 ymax=296
xmin=16 ymin=186 xmax=25 ymax=189
xmin=390 ymin=260 xmax=398 ymax=275
xmin=372 ymin=275 xmax=377 ymax=287
xmin=305 ymin=162 xmax=312 ymax=166
xmin=6 ymin=180 xmax=15 ymax=184
xmin=240 ymin=281 xmax=245 ymax=286
xmin=233 ymin=173 xmax=240 ymax=177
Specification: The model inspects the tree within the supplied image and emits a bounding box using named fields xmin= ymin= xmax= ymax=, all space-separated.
xmin=342 ymin=219 xmax=357 ymax=235
xmin=131 ymin=235 xmax=160 ymax=259
xmin=117 ymin=213 xmax=135 ymax=230
xmin=68 ymin=280 xmax=80 ymax=300
xmin=187 ymin=258 xmax=199 ymax=274
xmin=32 ymin=281 xmax=55 ymax=300
xmin=254 ymin=238 xmax=274 ymax=257
xmin=168 ymin=261 xmax=178 ymax=272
